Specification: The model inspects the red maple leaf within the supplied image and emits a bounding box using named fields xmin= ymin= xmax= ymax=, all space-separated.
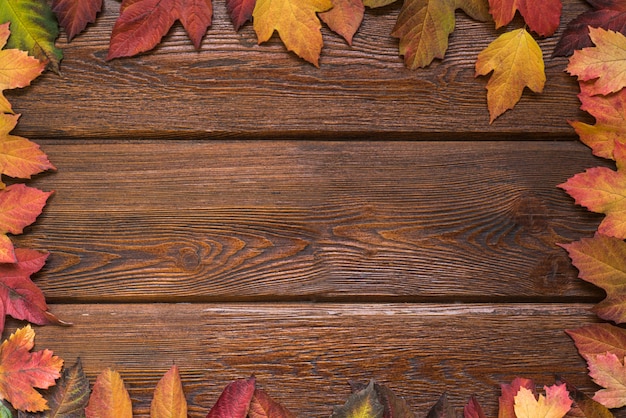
xmin=226 ymin=0 xmax=257 ymax=30
xmin=488 ymin=0 xmax=562 ymax=37
xmin=107 ymin=0 xmax=212 ymax=60
xmin=555 ymin=0 xmax=626 ymax=56
xmin=51 ymin=0 xmax=103 ymax=40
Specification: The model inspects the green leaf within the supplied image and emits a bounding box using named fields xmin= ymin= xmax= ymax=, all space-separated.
xmin=331 ymin=380 xmax=384 ymax=418
xmin=0 ymin=0 xmax=63 ymax=72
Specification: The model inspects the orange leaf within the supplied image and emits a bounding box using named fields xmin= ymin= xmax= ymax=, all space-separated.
xmin=0 ymin=325 xmax=63 ymax=412
xmin=150 ymin=365 xmax=187 ymax=418
xmin=0 ymin=113 xmax=55 ymax=186
xmin=513 ymin=384 xmax=572 ymax=418
xmin=85 ymin=368 xmax=133 ymax=418
xmin=391 ymin=0 xmax=490 ymax=69
xmin=567 ymin=323 xmax=626 ymax=362
xmin=51 ymin=0 xmax=103 ymax=40
xmin=567 ymin=27 xmax=626 ymax=95
xmin=475 ymin=28 xmax=545 ymax=123
xmin=252 ymin=0 xmax=333 ymax=66
xmin=559 ymin=142 xmax=626 ymax=239
xmin=319 ymin=0 xmax=364 ymax=45
xmin=248 ymin=389 xmax=295 ymax=418
xmin=0 ymin=184 xmax=52 ymax=263
xmin=587 ymin=352 xmax=626 ymax=408
xmin=0 ymin=23 xmax=46 ymax=114
xmin=488 ymin=0 xmax=561 ymax=36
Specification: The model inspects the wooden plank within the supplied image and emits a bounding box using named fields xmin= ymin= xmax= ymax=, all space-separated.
xmin=15 ymin=140 xmax=606 ymax=302
xmin=4 ymin=303 xmax=599 ymax=417
xmin=7 ymin=0 xmax=590 ymax=139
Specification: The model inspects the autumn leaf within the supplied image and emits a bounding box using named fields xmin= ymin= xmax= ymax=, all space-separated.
xmin=556 ymin=377 xmax=614 ymax=418
xmin=363 ymin=0 xmax=397 ymax=7
xmin=52 ymin=0 xmax=103 ymax=41
xmin=19 ymin=358 xmax=90 ymax=418
xmin=348 ymin=381 xmax=414 ymax=418
xmin=567 ymin=323 xmax=626 ymax=363
xmin=0 ymin=184 xmax=51 ymax=263
xmin=252 ymin=0 xmax=333 ymax=67
xmin=488 ymin=0 xmax=562 ymax=37
xmin=331 ymin=380 xmax=384 ymax=418
xmin=587 ymin=352 xmax=626 ymax=408
xmin=0 ymin=23 xmax=45 ymax=114
xmin=248 ymin=389 xmax=295 ymax=418
xmin=151 ymin=365 xmax=187 ymax=418
xmin=554 ymin=0 xmax=626 ymax=57
xmin=0 ymin=325 xmax=63 ymax=412
xmin=391 ymin=0 xmax=490 ymax=69
xmin=464 ymin=396 xmax=486 ymax=418
xmin=559 ymin=142 xmax=626 ymax=240
xmin=570 ymin=82 xmax=626 ymax=160
xmin=426 ymin=393 xmax=455 ymax=418
xmin=227 ymin=0 xmax=257 ymax=30
xmin=498 ymin=377 xmax=535 ymax=418
xmin=206 ymin=376 xmax=256 ymax=418
xmin=475 ymin=28 xmax=545 ymax=123
xmin=107 ymin=0 xmax=212 ymax=60
xmin=567 ymin=27 xmax=626 ymax=96
xmin=0 ymin=0 xmax=63 ymax=72
xmin=319 ymin=0 xmax=365 ymax=45
xmin=84 ymin=368 xmax=133 ymax=418
xmin=513 ymin=384 xmax=572 ymax=418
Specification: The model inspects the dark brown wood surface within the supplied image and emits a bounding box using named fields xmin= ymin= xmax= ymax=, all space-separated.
xmin=1 ymin=0 xmax=617 ymax=416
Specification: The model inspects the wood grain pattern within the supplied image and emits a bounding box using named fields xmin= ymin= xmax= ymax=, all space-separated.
xmin=3 ymin=303 xmax=601 ymax=418
xmin=11 ymin=140 xmax=605 ymax=302
xmin=7 ymin=0 xmax=590 ymax=139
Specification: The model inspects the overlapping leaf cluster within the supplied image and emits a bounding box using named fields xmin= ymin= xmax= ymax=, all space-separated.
xmin=559 ymin=25 xmax=626 ymax=411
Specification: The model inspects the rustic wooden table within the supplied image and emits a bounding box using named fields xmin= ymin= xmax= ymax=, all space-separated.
xmin=5 ymin=0 xmax=613 ymax=416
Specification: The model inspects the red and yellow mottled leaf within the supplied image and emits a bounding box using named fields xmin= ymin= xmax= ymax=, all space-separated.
xmin=85 ymin=368 xmax=133 ymax=418
xmin=226 ymin=0 xmax=256 ymax=30
xmin=331 ymin=380 xmax=384 ymax=418
xmin=107 ymin=0 xmax=212 ymax=60
xmin=320 ymin=0 xmax=365 ymax=45
xmin=150 ymin=365 xmax=187 ymax=418
xmin=567 ymin=27 xmax=626 ymax=95
xmin=252 ymin=0 xmax=333 ymax=66
xmin=475 ymin=28 xmax=545 ymax=123
xmin=488 ymin=0 xmax=562 ymax=36
xmin=567 ymin=323 xmax=626 ymax=361
xmin=0 ymin=325 xmax=63 ymax=412
xmin=513 ymin=384 xmax=572 ymax=418
xmin=587 ymin=352 xmax=626 ymax=408
xmin=0 ymin=23 xmax=45 ymax=114
xmin=51 ymin=0 xmax=103 ymax=40
xmin=559 ymin=142 xmax=626 ymax=239
xmin=248 ymin=389 xmax=295 ymax=418
xmin=560 ymin=234 xmax=626 ymax=323
xmin=206 ymin=376 xmax=256 ymax=418
xmin=557 ymin=377 xmax=614 ymax=418
xmin=499 ymin=377 xmax=535 ymax=418
xmin=0 ymin=114 xmax=55 ymax=186
xmin=391 ymin=0 xmax=490 ymax=69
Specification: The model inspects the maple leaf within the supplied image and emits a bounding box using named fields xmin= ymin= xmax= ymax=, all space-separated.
xmin=587 ymin=352 xmax=626 ymax=408
xmin=554 ymin=0 xmax=626 ymax=57
xmin=151 ymin=365 xmax=187 ymax=418
xmin=19 ymin=358 xmax=90 ymax=417
xmin=560 ymin=233 xmax=626 ymax=323
xmin=107 ymin=0 xmax=212 ymax=60
xmin=248 ymin=389 xmax=295 ymax=418
xmin=567 ymin=323 xmax=626 ymax=362
xmin=567 ymin=27 xmax=626 ymax=96
xmin=51 ymin=0 xmax=103 ymax=41
xmin=331 ymin=380 xmax=384 ymax=418
xmin=559 ymin=142 xmax=626 ymax=240
xmin=206 ymin=376 xmax=256 ymax=418
xmin=0 ymin=325 xmax=63 ymax=412
xmin=0 ymin=184 xmax=51 ymax=263
xmin=570 ymin=82 xmax=626 ymax=160
xmin=252 ymin=0 xmax=333 ymax=67
xmin=0 ymin=0 xmax=63 ymax=72
xmin=0 ymin=23 xmax=45 ymax=115
xmin=513 ymin=384 xmax=572 ymax=418
xmin=498 ymin=377 xmax=535 ymax=418
xmin=0 ymin=114 xmax=55 ymax=186
xmin=391 ymin=0 xmax=490 ymax=69
xmin=320 ymin=0 xmax=365 ymax=45
xmin=84 ymin=368 xmax=133 ymax=418
xmin=475 ymin=28 xmax=545 ymax=123
xmin=227 ymin=0 xmax=257 ymax=30
xmin=464 ymin=396 xmax=486 ymax=418
xmin=487 ymin=0 xmax=562 ymax=37
xmin=556 ymin=377 xmax=614 ymax=418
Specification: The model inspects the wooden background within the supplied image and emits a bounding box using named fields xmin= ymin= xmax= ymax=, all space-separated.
xmin=4 ymin=0 xmax=618 ymax=416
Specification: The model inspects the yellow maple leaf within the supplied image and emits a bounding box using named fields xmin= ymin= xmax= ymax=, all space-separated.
xmin=252 ymin=0 xmax=332 ymax=66
xmin=514 ymin=384 xmax=572 ymax=418
xmin=475 ymin=28 xmax=545 ymax=123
